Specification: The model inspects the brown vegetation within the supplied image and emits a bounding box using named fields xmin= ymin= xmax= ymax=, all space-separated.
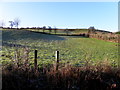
xmin=87 ymin=29 xmax=119 ymax=43
xmin=89 ymin=33 xmax=119 ymax=43
xmin=2 ymin=63 xmax=120 ymax=90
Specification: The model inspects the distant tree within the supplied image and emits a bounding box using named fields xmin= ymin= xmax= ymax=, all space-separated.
xmin=48 ymin=26 xmax=52 ymax=34
xmin=88 ymin=26 xmax=96 ymax=34
xmin=14 ymin=18 xmax=20 ymax=29
xmin=64 ymin=28 xmax=69 ymax=35
xmin=43 ymin=26 xmax=46 ymax=32
xmin=37 ymin=27 xmax=40 ymax=31
xmin=9 ymin=21 xmax=14 ymax=28
xmin=54 ymin=26 xmax=57 ymax=34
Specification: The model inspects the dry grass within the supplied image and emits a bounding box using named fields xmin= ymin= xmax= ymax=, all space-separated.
xmin=89 ymin=33 xmax=119 ymax=43
xmin=2 ymin=62 xmax=120 ymax=90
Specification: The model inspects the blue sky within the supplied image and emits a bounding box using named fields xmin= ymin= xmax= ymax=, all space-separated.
xmin=0 ymin=2 xmax=118 ymax=32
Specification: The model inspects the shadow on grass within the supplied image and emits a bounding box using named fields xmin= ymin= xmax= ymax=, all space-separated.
xmin=2 ymin=30 xmax=66 ymax=42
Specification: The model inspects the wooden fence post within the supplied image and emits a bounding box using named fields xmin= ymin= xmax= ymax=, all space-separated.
xmin=55 ymin=51 xmax=59 ymax=70
xmin=34 ymin=50 xmax=38 ymax=70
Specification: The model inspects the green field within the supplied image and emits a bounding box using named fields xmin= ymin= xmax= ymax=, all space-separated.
xmin=1 ymin=29 xmax=118 ymax=67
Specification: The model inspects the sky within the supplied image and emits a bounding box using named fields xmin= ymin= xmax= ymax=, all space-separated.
xmin=0 ymin=2 xmax=118 ymax=32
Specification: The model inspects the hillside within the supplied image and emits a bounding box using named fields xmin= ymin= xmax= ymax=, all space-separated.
xmin=2 ymin=30 xmax=65 ymax=42
xmin=1 ymin=29 xmax=118 ymax=66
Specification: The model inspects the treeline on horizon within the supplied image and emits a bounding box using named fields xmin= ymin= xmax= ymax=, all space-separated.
xmin=1 ymin=26 xmax=115 ymax=33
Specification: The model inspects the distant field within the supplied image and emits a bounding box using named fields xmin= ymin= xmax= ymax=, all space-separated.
xmin=24 ymin=28 xmax=89 ymax=35
xmin=1 ymin=29 xmax=118 ymax=67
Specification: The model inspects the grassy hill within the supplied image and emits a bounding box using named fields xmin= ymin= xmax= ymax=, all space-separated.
xmin=2 ymin=30 xmax=65 ymax=42
xmin=1 ymin=29 xmax=118 ymax=67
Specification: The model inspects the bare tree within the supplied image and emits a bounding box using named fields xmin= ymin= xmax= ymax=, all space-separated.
xmin=64 ymin=28 xmax=69 ymax=35
xmin=54 ymin=26 xmax=57 ymax=34
xmin=14 ymin=18 xmax=20 ymax=29
xmin=43 ymin=26 xmax=46 ymax=33
xmin=48 ymin=26 xmax=52 ymax=34
xmin=9 ymin=21 xmax=14 ymax=28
